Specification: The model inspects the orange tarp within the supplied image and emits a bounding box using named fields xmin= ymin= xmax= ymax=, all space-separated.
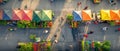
xmin=110 ymin=10 xmax=120 ymax=20
xmin=119 ymin=10 xmax=120 ymax=16
xmin=82 ymin=10 xmax=92 ymax=20
xmin=0 ymin=10 xmax=3 ymax=20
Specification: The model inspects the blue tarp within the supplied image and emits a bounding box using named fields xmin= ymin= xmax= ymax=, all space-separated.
xmin=3 ymin=11 xmax=11 ymax=20
xmin=3 ymin=10 xmax=12 ymax=20
xmin=72 ymin=11 xmax=82 ymax=21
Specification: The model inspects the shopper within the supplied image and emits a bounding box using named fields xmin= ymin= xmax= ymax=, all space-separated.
xmin=115 ymin=28 xmax=120 ymax=32
xmin=94 ymin=21 xmax=98 ymax=24
xmin=88 ymin=31 xmax=94 ymax=34
xmin=102 ymin=27 xmax=108 ymax=31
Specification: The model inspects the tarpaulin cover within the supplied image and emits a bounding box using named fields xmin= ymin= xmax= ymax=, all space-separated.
xmin=72 ymin=10 xmax=82 ymax=21
xmin=110 ymin=10 xmax=120 ymax=20
xmin=119 ymin=10 xmax=120 ymax=17
xmin=22 ymin=10 xmax=33 ymax=21
xmin=0 ymin=10 xmax=3 ymax=20
xmin=32 ymin=10 xmax=41 ymax=22
xmin=82 ymin=10 xmax=92 ymax=20
xmin=3 ymin=10 xmax=12 ymax=20
xmin=100 ymin=10 xmax=111 ymax=20
xmin=41 ymin=10 xmax=52 ymax=21
xmin=12 ymin=9 xmax=23 ymax=20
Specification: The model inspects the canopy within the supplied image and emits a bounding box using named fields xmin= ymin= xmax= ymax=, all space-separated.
xmin=32 ymin=10 xmax=41 ymax=22
xmin=22 ymin=10 xmax=33 ymax=21
xmin=110 ymin=10 xmax=120 ymax=20
xmin=72 ymin=10 xmax=82 ymax=21
xmin=12 ymin=9 xmax=23 ymax=20
xmin=41 ymin=10 xmax=52 ymax=21
xmin=3 ymin=10 xmax=12 ymax=20
xmin=119 ymin=10 xmax=120 ymax=17
xmin=0 ymin=10 xmax=3 ymax=20
xmin=82 ymin=10 xmax=92 ymax=20
xmin=100 ymin=10 xmax=111 ymax=20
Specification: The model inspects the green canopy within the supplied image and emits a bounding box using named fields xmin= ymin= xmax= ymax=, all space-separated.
xmin=32 ymin=10 xmax=53 ymax=22
xmin=32 ymin=11 xmax=41 ymax=23
xmin=41 ymin=10 xmax=52 ymax=21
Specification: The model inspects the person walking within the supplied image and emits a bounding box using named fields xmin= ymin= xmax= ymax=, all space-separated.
xmin=88 ymin=31 xmax=94 ymax=34
xmin=102 ymin=27 xmax=108 ymax=31
xmin=115 ymin=28 xmax=120 ymax=32
xmin=83 ymin=6 xmax=88 ymax=10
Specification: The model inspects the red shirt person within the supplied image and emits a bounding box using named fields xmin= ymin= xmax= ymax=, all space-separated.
xmin=83 ymin=34 xmax=88 ymax=38
xmin=117 ymin=28 xmax=120 ymax=31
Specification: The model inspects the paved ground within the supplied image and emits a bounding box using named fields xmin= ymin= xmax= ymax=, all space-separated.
xmin=0 ymin=25 xmax=51 ymax=51
xmin=0 ymin=0 xmax=120 ymax=51
xmin=73 ymin=22 xmax=120 ymax=51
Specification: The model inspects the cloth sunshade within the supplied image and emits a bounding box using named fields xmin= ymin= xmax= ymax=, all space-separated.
xmin=82 ymin=10 xmax=92 ymax=20
xmin=22 ymin=10 xmax=33 ymax=21
xmin=32 ymin=10 xmax=41 ymax=22
xmin=100 ymin=10 xmax=111 ymax=20
xmin=72 ymin=10 xmax=82 ymax=21
xmin=12 ymin=9 xmax=23 ymax=20
xmin=41 ymin=10 xmax=52 ymax=21
xmin=3 ymin=10 xmax=12 ymax=20
xmin=110 ymin=10 xmax=120 ymax=20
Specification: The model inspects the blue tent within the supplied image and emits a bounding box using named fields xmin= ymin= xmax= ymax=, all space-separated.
xmin=72 ymin=11 xmax=82 ymax=21
xmin=3 ymin=10 xmax=12 ymax=20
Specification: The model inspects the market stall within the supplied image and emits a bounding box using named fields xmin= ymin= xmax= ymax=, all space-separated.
xmin=110 ymin=10 xmax=120 ymax=25
xmin=73 ymin=10 xmax=82 ymax=21
xmin=71 ymin=10 xmax=82 ymax=28
xmin=32 ymin=10 xmax=41 ymax=23
xmin=37 ymin=10 xmax=53 ymax=28
xmin=82 ymin=10 xmax=92 ymax=21
xmin=22 ymin=9 xmax=33 ymax=21
xmin=68 ymin=10 xmax=92 ymax=28
xmin=0 ymin=10 xmax=7 ymax=25
xmin=110 ymin=10 xmax=120 ymax=20
xmin=100 ymin=10 xmax=111 ymax=20
xmin=41 ymin=10 xmax=52 ymax=21
xmin=0 ymin=10 xmax=3 ymax=20
xmin=12 ymin=9 xmax=23 ymax=20
xmin=100 ymin=10 xmax=120 ymax=26
xmin=3 ymin=10 xmax=12 ymax=20
xmin=0 ymin=9 xmax=53 ymax=28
